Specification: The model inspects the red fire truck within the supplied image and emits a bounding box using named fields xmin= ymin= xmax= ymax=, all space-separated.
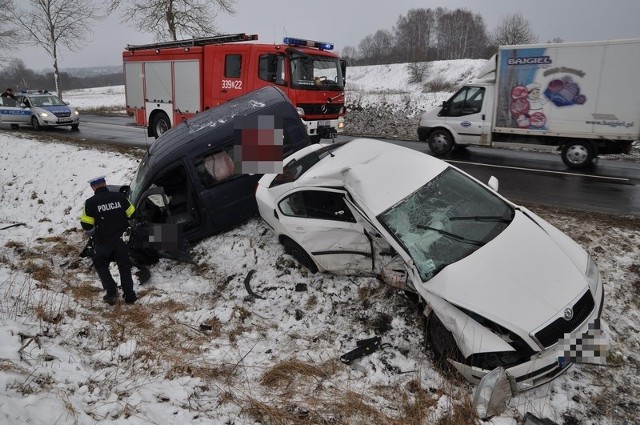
xmin=123 ymin=33 xmax=346 ymax=141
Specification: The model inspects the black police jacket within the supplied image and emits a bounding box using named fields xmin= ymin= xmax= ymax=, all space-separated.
xmin=80 ymin=187 xmax=135 ymax=244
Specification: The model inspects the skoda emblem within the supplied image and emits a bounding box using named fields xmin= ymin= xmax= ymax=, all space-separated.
xmin=563 ymin=307 xmax=574 ymax=321
xmin=320 ymin=104 xmax=327 ymax=114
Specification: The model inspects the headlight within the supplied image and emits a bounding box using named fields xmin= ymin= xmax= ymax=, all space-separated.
xmin=296 ymin=106 xmax=304 ymax=116
xmin=74 ymin=110 xmax=79 ymax=115
xmin=39 ymin=112 xmax=49 ymax=117
xmin=586 ymin=255 xmax=600 ymax=294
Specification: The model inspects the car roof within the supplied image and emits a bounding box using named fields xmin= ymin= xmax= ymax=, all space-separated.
xmin=294 ymin=138 xmax=449 ymax=215
xmin=144 ymin=86 xmax=304 ymax=173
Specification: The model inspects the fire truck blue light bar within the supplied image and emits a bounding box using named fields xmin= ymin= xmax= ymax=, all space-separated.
xmin=283 ymin=37 xmax=334 ymax=51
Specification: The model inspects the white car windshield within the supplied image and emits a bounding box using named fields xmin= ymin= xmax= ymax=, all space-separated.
xmin=30 ymin=96 xmax=66 ymax=107
xmin=378 ymin=168 xmax=514 ymax=281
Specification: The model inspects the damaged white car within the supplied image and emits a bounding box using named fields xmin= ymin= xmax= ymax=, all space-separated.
xmin=255 ymin=138 xmax=605 ymax=392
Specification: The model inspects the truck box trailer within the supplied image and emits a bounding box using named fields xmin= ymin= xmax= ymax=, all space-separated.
xmin=418 ymin=38 xmax=640 ymax=168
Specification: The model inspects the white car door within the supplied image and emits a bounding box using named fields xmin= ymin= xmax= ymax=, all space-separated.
xmin=276 ymin=188 xmax=373 ymax=274
xmin=0 ymin=96 xmax=30 ymax=124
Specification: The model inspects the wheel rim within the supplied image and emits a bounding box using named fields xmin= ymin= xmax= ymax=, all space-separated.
xmin=31 ymin=117 xmax=39 ymax=129
xmin=566 ymin=144 xmax=589 ymax=165
xmin=431 ymin=133 xmax=450 ymax=153
xmin=155 ymin=117 xmax=169 ymax=136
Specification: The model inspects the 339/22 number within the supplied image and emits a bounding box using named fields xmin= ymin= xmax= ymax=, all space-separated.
xmin=222 ymin=80 xmax=242 ymax=90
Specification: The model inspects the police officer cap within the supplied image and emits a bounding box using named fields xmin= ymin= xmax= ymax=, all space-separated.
xmin=88 ymin=175 xmax=106 ymax=186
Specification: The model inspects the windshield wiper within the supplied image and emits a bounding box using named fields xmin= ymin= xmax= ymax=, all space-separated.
xmin=416 ymin=224 xmax=485 ymax=246
xmin=449 ymin=215 xmax=511 ymax=223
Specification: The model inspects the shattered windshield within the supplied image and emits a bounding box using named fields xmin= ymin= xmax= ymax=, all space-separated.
xmin=289 ymin=52 xmax=344 ymax=90
xmin=378 ymin=168 xmax=514 ymax=282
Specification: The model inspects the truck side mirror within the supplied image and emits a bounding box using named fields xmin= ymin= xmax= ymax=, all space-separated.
xmin=488 ymin=176 xmax=499 ymax=192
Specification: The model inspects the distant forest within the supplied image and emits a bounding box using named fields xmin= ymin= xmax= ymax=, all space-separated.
xmin=0 ymin=59 xmax=123 ymax=93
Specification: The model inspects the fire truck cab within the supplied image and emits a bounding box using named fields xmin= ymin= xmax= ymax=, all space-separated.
xmin=123 ymin=33 xmax=347 ymax=141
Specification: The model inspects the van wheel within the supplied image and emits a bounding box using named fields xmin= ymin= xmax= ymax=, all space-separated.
xmin=561 ymin=141 xmax=595 ymax=169
xmin=282 ymin=238 xmax=318 ymax=273
xmin=151 ymin=112 xmax=170 ymax=138
xmin=428 ymin=129 xmax=454 ymax=156
xmin=31 ymin=116 xmax=42 ymax=131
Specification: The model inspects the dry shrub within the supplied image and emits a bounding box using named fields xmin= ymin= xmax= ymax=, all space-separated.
xmin=34 ymin=302 xmax=64 ymax=324
xmin=435 ymin=392 xmax=478 ymax=425
xmin=5 ymin=240 xmax=25 ymax=251
xmin=25 ymin=260 xmax=53 ymax=282
xmin=165 ymin=363 xmax=235 ymax=381
xmin=244 ymin=398 xmax=305 ymax=425
xmin=333 ymin=390 xmax=393 ymax=424
xmin=69 ymin=280 xmax=101 ymax=301
xmin=424 ymin=77 xmax=457 ymax=93
xmin=260 ymin=359 xmax=330 ymax=388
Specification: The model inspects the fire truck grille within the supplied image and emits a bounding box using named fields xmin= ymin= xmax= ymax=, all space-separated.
xmin=534 ymin=291 xmax=595 ymax=348
xmin=299 ymin=103 xmax=343 ymax=116
xmin=53 ymin=111 xmax=71 ymax=118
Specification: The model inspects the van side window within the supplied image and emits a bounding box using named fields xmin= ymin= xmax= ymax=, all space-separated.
xmin=443 ymin=86 xmax=484 ymax=117
xmin=258 ymin=54 xmax=285 ymax=84
xmin=225 ymin=54 xmax=242 ymax=78
xmin=194 ymin=145 xmax=236 ymax=188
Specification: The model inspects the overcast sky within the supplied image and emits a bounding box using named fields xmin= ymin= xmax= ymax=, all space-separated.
xmin=15 ymin=0 xmax=640 ymax=71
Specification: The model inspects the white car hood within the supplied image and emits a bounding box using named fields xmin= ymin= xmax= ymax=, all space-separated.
xmin=423 ymin=210 xmax=589 ymax=335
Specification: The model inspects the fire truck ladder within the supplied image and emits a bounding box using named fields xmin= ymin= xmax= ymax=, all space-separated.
xmin=125 ymin=33 xmax=259 ymax=52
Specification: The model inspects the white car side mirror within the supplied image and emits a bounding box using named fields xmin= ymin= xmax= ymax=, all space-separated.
xmin=488 ymin=176 xmax=499 ymax=192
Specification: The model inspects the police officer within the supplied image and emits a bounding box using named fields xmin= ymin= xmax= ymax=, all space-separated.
xmin=1 ymin=88 xmax=15 ymax=99
xmin=80 ymin=176 xmax=137 ymax=305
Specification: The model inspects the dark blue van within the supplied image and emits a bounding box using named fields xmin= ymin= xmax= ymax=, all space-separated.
xmin=121 ymin=86 xmax=311 ymax=263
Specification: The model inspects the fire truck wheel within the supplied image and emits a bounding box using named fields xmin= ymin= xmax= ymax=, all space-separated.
xmin=151 ymin=112 xmax=170 ymax=138
xmin=310 ymin=135 xmax=322 ymax=144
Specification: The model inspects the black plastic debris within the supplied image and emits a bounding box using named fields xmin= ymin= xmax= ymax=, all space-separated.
xmin=524 ymin=412 xmax=559 ymax=425
xmin=340 ymin=336 xmax=387 ymax=364
xmin=243 ymin=269 xmax=264 ymax=299
xmin=295 ymin=283 xmax=308 ymax=292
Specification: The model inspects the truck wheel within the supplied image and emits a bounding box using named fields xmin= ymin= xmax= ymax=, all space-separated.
xmin=151 ymin=112 xmax=170 ymax=138
xmin=561 ymin=141 xmax=595 ymax=169
xmin=428 ymin=129 xmax=454 ymax=156
xmin=309 ymin=135 xmax=322 ymax=144
xmin=31 ymin=116 xmax=42 ymax=131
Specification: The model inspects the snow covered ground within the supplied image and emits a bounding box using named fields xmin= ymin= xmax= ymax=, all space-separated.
xmin=1 ymin=62 xmax=639 ymax=424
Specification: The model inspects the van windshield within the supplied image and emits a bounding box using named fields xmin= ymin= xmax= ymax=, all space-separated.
xmin=129 ymin=155 xmax=151 ymax=204
xmin=289 ymin=52 xmax=344 ymax=90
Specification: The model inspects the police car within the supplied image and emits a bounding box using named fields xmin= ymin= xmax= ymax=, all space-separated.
xmin=0 ymin=90 xmax=80 ymax=130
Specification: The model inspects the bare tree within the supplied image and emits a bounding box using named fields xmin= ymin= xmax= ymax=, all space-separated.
xmin=6 ymin=0 xmax=103 ymax=98
xmin=109 ymin=0 xmax=236 ymax=41
xmin=0 ymin=0 xmax=21 ymax=67
xmin=435 ymin=9 xmax=489 ymax=60
xmin=340 ymin=45 xmax=358 ymax=66
xmin=393 ymin=8 xmax=437 ymax=63
xmin=358 ymin=30 xmax=395 ymax=65
xmin=491 ymin=13 xmax=538 ymax=46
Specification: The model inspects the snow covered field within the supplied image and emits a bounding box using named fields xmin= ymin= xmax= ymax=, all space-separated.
xmin=1 ymin=62 xmax=639 ymax=424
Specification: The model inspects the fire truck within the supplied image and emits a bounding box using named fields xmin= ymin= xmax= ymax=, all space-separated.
xmin=123 ymin=33 xmax=346 ymax=141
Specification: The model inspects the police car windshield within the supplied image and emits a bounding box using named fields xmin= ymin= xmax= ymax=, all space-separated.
xmin=29 ymin=95 xmax=66 ymax=107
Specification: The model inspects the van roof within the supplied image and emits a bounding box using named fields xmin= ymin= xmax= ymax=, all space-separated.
xmin=145 ymin=86 xmax=301 ymax=172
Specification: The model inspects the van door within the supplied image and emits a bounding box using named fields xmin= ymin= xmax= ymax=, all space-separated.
xmin=441 ymin=86 xmax=487 ymax=146
xmin=129 ymin=187 xmax=194 ymax=263
xmin=192 ymin=144 xmax=261 ymax=231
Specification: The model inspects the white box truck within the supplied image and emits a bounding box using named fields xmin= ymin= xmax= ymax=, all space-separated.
xmin=417 ymin=39 xmax=640 ymax=168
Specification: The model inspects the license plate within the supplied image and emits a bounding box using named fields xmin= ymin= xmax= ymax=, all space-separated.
xmin=58 ymin=120 xmax=72 ymax=123
xmin=318 ymin=120 xmax=330 ymax=127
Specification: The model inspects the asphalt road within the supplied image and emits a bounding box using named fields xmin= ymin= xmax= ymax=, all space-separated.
xmin=5 ymin=114 xmax=640 ymax=217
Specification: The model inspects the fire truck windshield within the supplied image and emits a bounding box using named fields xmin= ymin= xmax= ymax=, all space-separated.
xmin=289 ymin=52 xmax=344 ymax=90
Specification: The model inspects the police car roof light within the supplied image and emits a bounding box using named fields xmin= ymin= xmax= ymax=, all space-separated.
xmin=283 ymin=37 xmax=334 ymax=51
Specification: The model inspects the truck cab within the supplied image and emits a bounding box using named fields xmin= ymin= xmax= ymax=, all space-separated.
xmin=418 ymin=83 xmax=495 ymax=155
